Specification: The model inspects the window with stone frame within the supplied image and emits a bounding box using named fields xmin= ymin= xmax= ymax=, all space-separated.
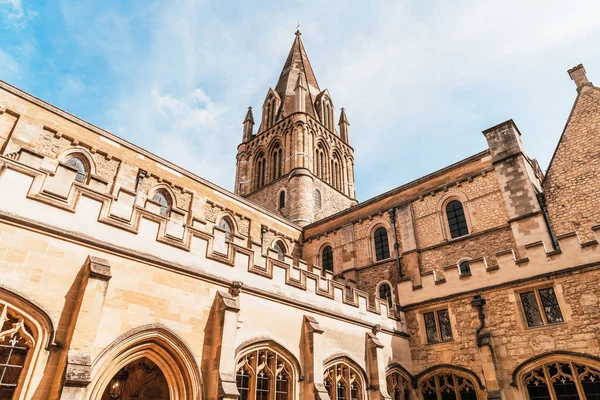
xmin=419 ymin=372 xmax=478 ymax=400
xmin=0 ymin=303 xmax=35 ymax=399
xmin=65 ymin=155 xmax=89 ymax=183
xmin=321 ymin=245 xmax=334 ymax=273
xmin=279 ymin=191 xmax=285 ymax=209
xmin=315 ymin=189 xmax=322 ymax=209
xmin=273 ymin=241 xmax=286 ymax=261
xmin=378 ymin=283 xmax=393 ymax=307
xmin=423 ymin=309 xmax=453 ymax=343
xmin=235 ymin=347 xmax=294 ymax=400
xmin=373 ymin=227 xmax=390 ymax=261
xmin=386 ymin=370 xmax=412 ymax=400
xmin=445 ymin=200 xmax=469 ymax=239
xmin=218 ymin=218 xmax=233 ymax=243
xmin=522 ymin=360 xmax=600 ymax=400
xmin=459 ymin=261 xmax=471 ymax=275
xmin=255 ymin=152 xmax=267 ymax=189
xmin=152 ymin=190 xmax=172 ymax=217
xmin=518 ymin=287 xmax=564 ymax=328
xmin=324 ymin=361 xmax=364 ymax=400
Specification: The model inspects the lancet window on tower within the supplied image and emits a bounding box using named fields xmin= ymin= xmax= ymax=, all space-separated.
xmin=272 ymin=143 xmax=283 ymax=181
xmin=255 ymin=152 xmax=266 ymax=190
xmin=315 ymin=143 xmax=327 ymax=180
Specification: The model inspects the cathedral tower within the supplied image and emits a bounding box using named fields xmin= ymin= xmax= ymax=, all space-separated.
xmin=235 ymin=31 xmax=357 ymax=226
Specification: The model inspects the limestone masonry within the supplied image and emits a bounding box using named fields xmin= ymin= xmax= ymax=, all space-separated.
xmin=0 ymin=31 xmax=599 ymax=400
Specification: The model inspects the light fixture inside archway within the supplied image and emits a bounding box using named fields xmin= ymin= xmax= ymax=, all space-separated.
xmin=108 ymin=368 xmax=129 ymax=399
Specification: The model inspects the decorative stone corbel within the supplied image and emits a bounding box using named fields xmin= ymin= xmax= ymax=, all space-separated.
xmin=366 ymin=325 xmax=392 ymax=400
xmin=59 ymin=256 xmax=112 ymax=399
xmin=301 ymin=315 xmax=329 ymax=400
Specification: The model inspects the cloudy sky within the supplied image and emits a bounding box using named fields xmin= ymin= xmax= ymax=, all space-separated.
xmin=1 ymin=0 xmax=599 ymax=201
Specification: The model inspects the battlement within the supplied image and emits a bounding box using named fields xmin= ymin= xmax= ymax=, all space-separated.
xmin=0 ymin=153 xmax=401 ymax=332
xmin=399 ymin=227 xmax=600 ymax=305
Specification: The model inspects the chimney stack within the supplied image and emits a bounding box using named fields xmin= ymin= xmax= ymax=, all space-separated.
xmin=568 ymin=64 xmax=591 ymax=91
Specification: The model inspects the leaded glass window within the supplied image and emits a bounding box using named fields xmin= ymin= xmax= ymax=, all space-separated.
xmin=378 ymin=283 xmax=393 ymax=307
xmin=324 ymin=361 xmax=363 ymax=400
xmin=419 ymin=372 xmax=477 ymax=400
xmin=374 ymin=227 xmax=390 ymax=261
xmin=423 ymin=309 xmax=453 ymax=343
xmin=218 ymin=218 xmax=233 ymax=243
xmin=459 ymin=261 xmax=471 ymax=275
xmin=273 ymin=241 xmax=285 ymax=261
xmin=519 ymin=287 xmax=563 ymax=328
xmin=523 ymin=361 xmax=600 ymax=400
xmin=446 ymin=200 xmax=469 ymax=239
xmin=152 ymin=191 xmax=171 ymax=217
xmin=65 ymin=156 xmax=88 ymax=183
xmin=387 ymin=370 xmax=411 ymax=400
xmin=322 ymin=246 xmax=333 ymax=273
xmin=235 ymin=347 xmax=294 ymax=400
xmin=0 ymin=303 xmax=35 ymax=399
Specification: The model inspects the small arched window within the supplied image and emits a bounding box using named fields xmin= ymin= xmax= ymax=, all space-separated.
xmin=315 ymin=189 xmax=322 ymax=209
xmin=273 ymin=241 xmax=285 ymax=261
xmin=373 ymin=227 xmax=390 ymax=261
xmin=459 ymin=261 xmax=471 ymax=275
xmin=378 ymin=283 xmax=393 ymax=307
xmin=152 ymin=190 xmax=171 ymax=217
xmin=446 ymin=200 xmax=469 ymax=239
xmin=321 ymin=246 xmax=333 ymax=273
xmin=65 ymin=156 xmax=88 ymax=183
xmin=279 ymin=191 xmax=286 ymax=209
xmin=255 ymin=152 xmax=266 ymax=189
xmin=218 ymin=218 xmax=233 ymax=243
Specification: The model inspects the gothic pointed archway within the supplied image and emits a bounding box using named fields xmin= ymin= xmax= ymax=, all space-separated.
xmin=88 ymin=324 xmax=203 ymax=400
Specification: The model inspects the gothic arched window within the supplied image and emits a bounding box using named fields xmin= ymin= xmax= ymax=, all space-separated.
xmin=378 ymin=283 xmax=393 ymax=307
xmin=273 ymin=241 xmax=286 ymax=261
xmin=236 ymin=346 xmax=295 ymax=400
xmin=324 ymin=360 xmax=365 ymax=400
xmin=419 ymin=371 xmax=478 ymax=400
xmin=373 ymin=227 xmax=390 ymax=261
xmin=315 ymin=189 xmax=322 ymax=209
xmin=322 ymin=245 xmax=333 ymax=273
xmin=446 ymin=200 xmax=469 ymax=239
xmin=218 ymin=218 xmax=233 ymax=243
xmin=272 ymin=144 xmax=283 ymax=181
xmin=522 ymin=360 xmax=600 ymax=400
xmin=279 ymin=191 xmax=285 ymax=209
xmin=65 ymin=156 xmax=88 ymax=183
xmin=255 ymin=152 xmax=266 ymax=189
xmin=152 ymin=190 xmax=171 ymax=217
xmin=386 ymin=370 xmax=412 ymax=400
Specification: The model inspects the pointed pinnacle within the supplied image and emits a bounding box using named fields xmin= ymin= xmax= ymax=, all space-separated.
xmin=338 ymin=107 xmax=349 ymax=125
xmin=243 ymin=106 xmax=255 ymax=124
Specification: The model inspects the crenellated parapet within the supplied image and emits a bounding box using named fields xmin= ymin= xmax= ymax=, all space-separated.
xmin=398 ymin=227 xmax=600 ymax=306
xmin=0 ymin=153 xmax=401 ymax=332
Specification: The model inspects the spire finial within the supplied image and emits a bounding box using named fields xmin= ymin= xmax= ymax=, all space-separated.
xmin=295 ymin=22 xmax=301 ymax=36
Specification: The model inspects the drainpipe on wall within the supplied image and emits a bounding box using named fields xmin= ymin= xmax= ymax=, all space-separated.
xmin=471 ymin=295 xmax=502 ymax=399
xmin=536 ymin=191 xmax=559 ymax=251
xmin=387 ymin=208 xmax=403 ymax=279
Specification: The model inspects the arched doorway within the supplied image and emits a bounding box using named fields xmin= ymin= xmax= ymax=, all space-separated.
xmin=101 ymin=357 xmax=169 ymax=400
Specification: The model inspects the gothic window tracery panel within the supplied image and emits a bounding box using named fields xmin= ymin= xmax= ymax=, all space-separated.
xmin=522 ymin=360 xmax=600 ymax=400
xmin=235 ymin=346 xmax=295 ymax=400
xmin=419 ymin=372 xmax=477 ymax=400
xmin=386 ymin=370 xmax=412 ymax=400
xmin=0 ymin=303 xmax=35 ymax=399
xmin=323 ymin=360 xmax=364 ymax=400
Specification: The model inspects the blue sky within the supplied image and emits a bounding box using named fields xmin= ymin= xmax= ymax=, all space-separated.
xmin=1 ymin=0 xmax=599 ymax=201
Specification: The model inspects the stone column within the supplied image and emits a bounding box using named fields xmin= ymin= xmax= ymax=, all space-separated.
xmin=59 ymin=256 xmax=112 ymax=400
xmin=301 ymin=315 xmax=330 ymax=400
xmin=203 ymin=282 xmax=243 ymax=400
xmin=365 ymin=325 xmax=392 ymax=400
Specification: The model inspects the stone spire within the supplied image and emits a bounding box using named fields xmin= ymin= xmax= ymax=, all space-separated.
xmin=242 ymin=107 xmax=254 ymax=142
xmin=272 ymin=31 xmax=322 ymax=119
xmin=338 ymin=108 xmax=350 ymax=143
